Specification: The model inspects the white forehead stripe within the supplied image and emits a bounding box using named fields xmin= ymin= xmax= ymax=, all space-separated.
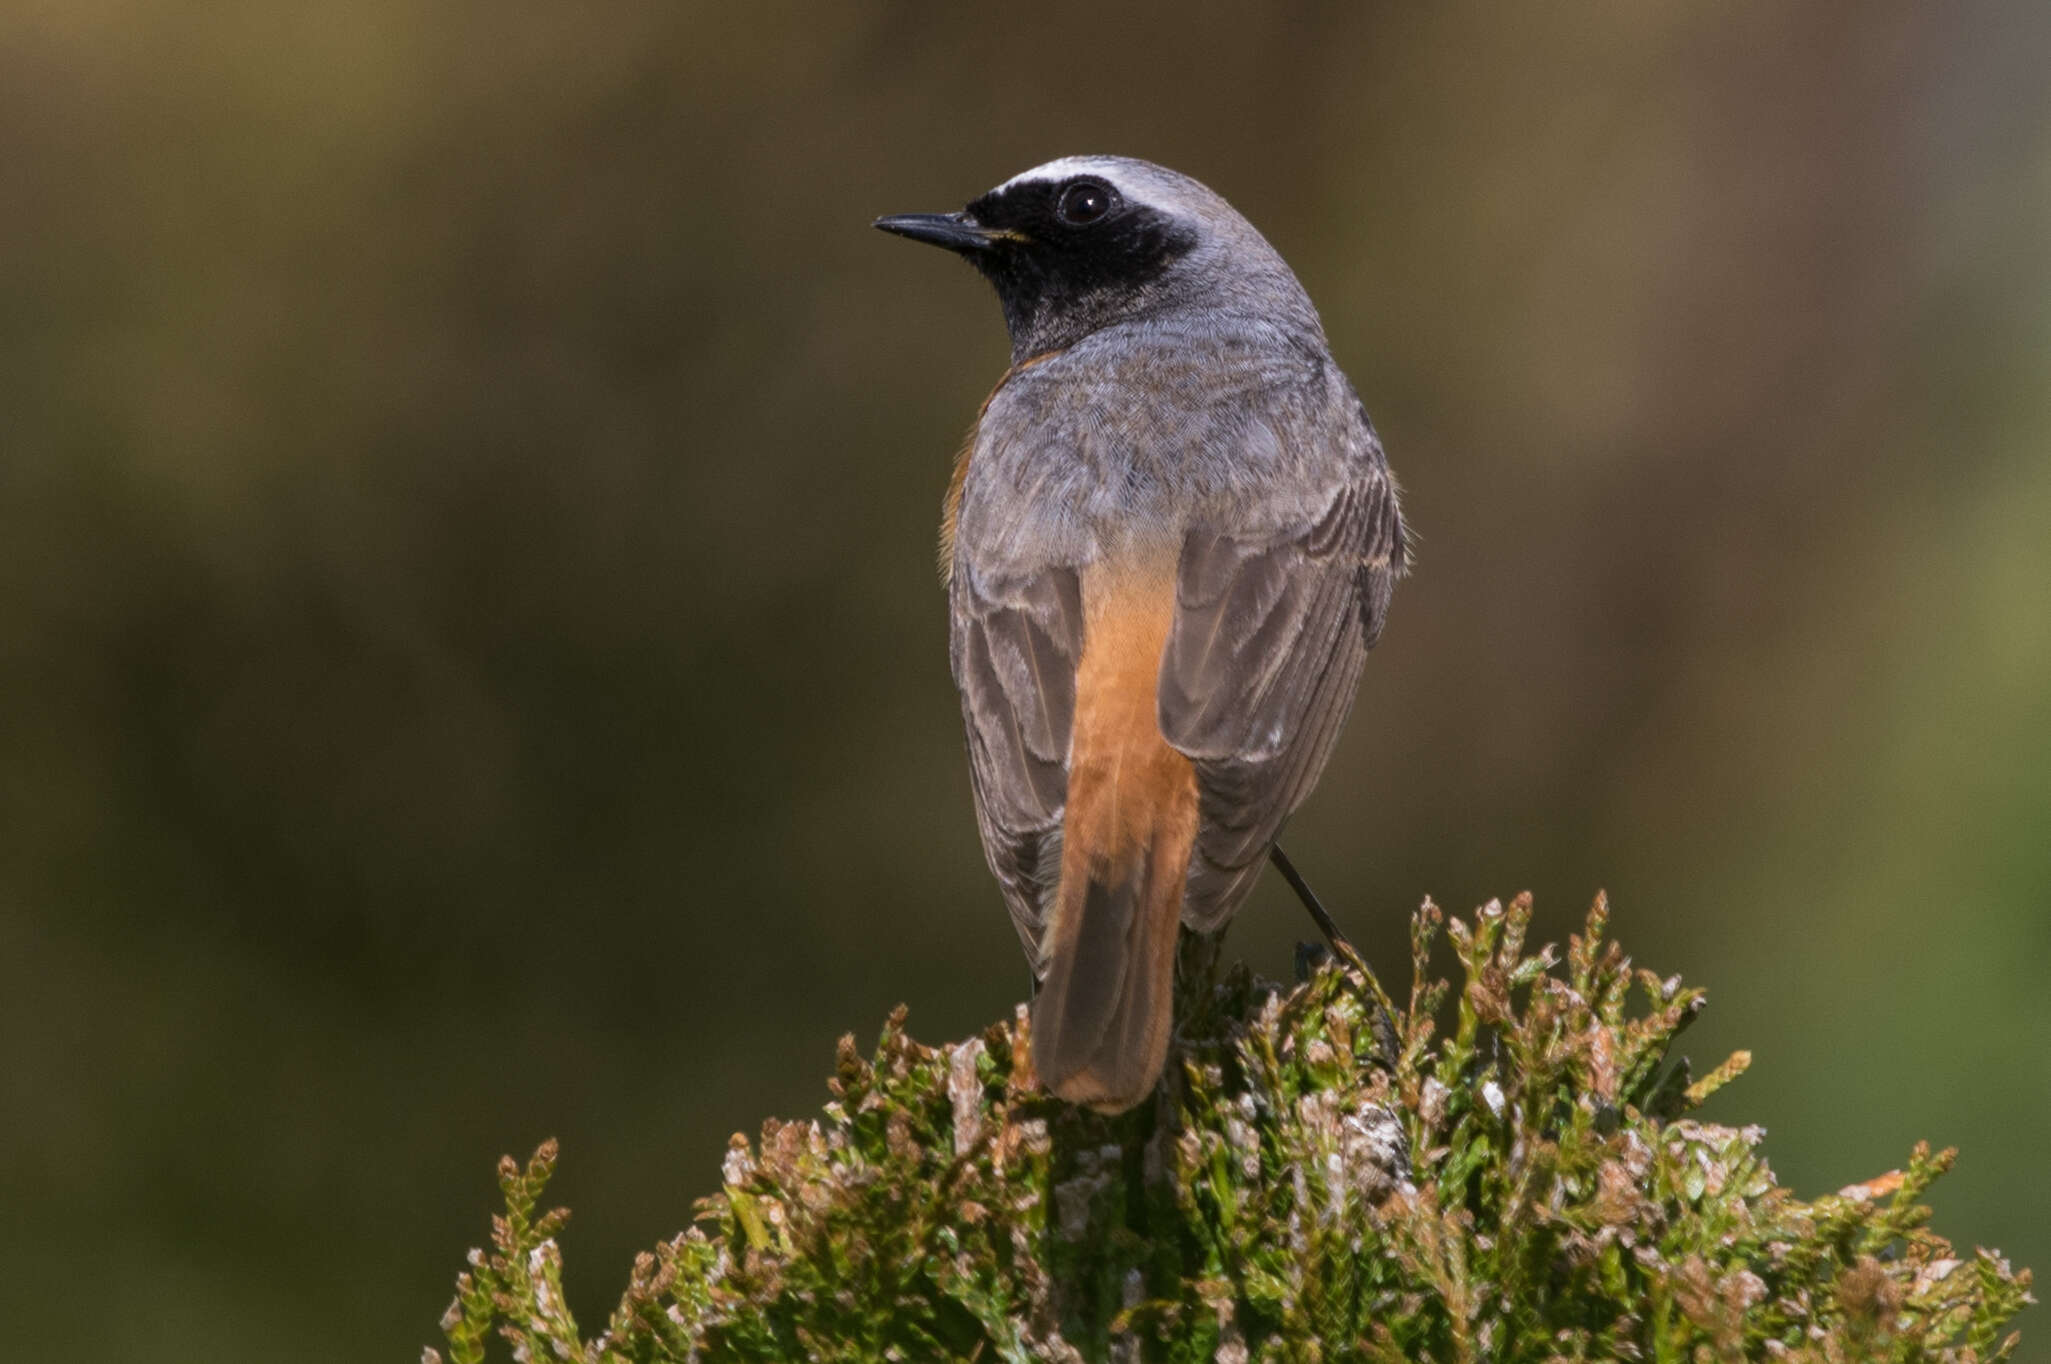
xmin=996 ymin=156 xmax=1129 ymax=192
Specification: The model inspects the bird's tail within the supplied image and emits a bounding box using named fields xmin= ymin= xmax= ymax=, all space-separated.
xmin=1031 ymin=750 xmax=1198 ymax=1114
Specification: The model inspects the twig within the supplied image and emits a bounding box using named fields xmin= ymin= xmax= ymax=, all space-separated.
xmin=1268 ymin=843 xmax=1401 ymax=1070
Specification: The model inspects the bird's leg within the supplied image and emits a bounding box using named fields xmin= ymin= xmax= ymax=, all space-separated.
xmin=1268 ymin=843 xmax=1402 ymax=1073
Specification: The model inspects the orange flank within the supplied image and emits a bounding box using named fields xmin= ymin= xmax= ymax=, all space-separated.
xmin=939 ymin=349 xmax=1066 ymax=582
xmin=1063 ymin=567 xmax=1198 ymax=883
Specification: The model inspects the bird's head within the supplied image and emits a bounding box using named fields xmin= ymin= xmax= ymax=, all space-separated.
xmin=875 ymin=155 xmax=1315 ymax=364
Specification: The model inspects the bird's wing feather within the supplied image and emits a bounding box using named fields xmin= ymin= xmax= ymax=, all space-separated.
xmin=1159 ymin=463 xmax=1403 ymax=930
xmin=949 ymin=562 xmax=1085 ymax=974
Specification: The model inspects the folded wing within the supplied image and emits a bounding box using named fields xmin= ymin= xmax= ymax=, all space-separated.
xmin=949 ymin=564 xmax=1085 ymax=974
xmin=1160 ymin=468 xmax=1404 ymax=930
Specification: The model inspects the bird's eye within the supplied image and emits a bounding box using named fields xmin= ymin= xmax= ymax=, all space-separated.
xmin=1056 ymin=181 xmax=1115 ymax=226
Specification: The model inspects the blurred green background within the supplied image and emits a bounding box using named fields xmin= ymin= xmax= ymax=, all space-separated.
xmin=5 ymin=3 xmax=2047 ymax=1359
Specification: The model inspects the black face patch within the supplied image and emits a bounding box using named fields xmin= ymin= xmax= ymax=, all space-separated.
xmin=962 ymin=177 xmax=1198 ymax=357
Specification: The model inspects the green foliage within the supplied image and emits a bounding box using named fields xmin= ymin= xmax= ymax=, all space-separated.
xmin=429 ymin=895 xmax=2032 ymax=1362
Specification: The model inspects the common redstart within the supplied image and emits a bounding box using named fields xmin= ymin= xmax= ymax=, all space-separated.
xmin=876 ymin=157 xmax=1406 ymax=1113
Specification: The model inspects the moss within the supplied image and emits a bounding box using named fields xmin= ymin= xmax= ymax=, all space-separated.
xmin=428 ymin=894 xmax=2033 ymax=1362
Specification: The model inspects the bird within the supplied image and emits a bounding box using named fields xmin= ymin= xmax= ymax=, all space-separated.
xmin=874 ymin=156 xmax=1406 ymax=1114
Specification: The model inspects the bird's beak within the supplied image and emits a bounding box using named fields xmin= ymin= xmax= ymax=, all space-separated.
xmin=872 ymin=212 xmax=1021 ymax=254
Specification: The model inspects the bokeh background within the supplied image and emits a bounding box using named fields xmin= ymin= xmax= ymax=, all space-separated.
xmin=5 ymin=3 xmax=2047 ymax=1359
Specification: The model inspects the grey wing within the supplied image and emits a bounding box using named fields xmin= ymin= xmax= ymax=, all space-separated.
xmin=1159 ymin=468 xmax=1405 ymax=931
xmin=949 ymin=563 xmax=1085 ymax=975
